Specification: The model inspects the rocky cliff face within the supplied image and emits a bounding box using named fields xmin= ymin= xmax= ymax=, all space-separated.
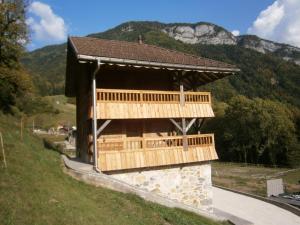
xmin=162 ymin=23 xmax=300 ymax=65
xmin=162 ymin=23 xmax=236 ymax=45
xmin=237 ymin=36 xmax=300 ymax=65
xmin=237 ymin=36 xmax=280 ymax=53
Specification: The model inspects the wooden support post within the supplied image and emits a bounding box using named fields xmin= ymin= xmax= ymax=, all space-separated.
xmin=182 ymin=118 xmax=188 ymax=151
xmin=121 ymin=121 xmax=126 ymax=150
xmin=20 ymin=116 xmax=23 ymax=141
xmin=140 ymin=91 xmax=143 ymax=102
xmin=197 ymin=119 xmax=201 ymax=134
xmin=180 ymin=84 xmax=185 ymax=106
xmin=180 ymin=84 xmax=188 ymax=151
xmin=142 ymin=121 xmax=146 ymax=150
xmin=0 ymin=132 xmax=7 ymax=168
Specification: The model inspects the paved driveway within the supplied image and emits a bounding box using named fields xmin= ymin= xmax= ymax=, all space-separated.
xmin=213 ymin=187 xmax=300 ymax=225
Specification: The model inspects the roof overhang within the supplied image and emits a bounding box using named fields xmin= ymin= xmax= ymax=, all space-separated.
xmin=76 ymin=54 xmax=240 ymax=74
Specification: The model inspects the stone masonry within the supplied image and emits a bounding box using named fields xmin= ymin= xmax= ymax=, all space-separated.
xmin=110 ymin=162 xmax=213 ymax=212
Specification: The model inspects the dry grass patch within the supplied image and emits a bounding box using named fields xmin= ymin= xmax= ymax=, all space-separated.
xmin=212 ymin=162 xmax=300 ymax=196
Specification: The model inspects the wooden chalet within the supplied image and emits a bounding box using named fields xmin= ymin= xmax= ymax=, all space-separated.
xmin=65 ymin=36 xmax=239 ymax=172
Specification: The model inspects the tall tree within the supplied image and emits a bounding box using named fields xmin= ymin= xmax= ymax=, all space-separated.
xmin=206 ymin=96 xmax=298 ymax=166
xmin=0 ymin=0 xmax=32 ymax=111
xmin=0 ymin=0 xmax=28 ymax=67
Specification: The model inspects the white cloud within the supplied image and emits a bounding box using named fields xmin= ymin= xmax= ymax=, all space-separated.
xmin=231 ymin=30 xmax=240 ymax=36
xmin=26 ymin=1 xmax=67 ymax=42
xmin=248 ymin=0 xmax=300 ymax=47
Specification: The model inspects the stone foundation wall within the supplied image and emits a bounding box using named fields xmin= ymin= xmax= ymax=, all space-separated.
xmin=109 ymin=162 xmax=213 ymax=212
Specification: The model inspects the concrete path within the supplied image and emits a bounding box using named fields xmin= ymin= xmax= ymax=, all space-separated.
xmin=213 ymin=187 xmax=300 ymax=225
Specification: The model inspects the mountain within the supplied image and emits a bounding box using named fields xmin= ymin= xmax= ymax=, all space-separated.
xmin=22 ymin=43 xmax=66 ymax=95
xmin=162 ymin=22 xmax=236 ymax=45
xmin=237 ymin=35 xmax=300 ymax=63
xmin=160 ymin=22 xmax=300 ymax=65
xmin=22 ymin=21 xmax=300 ymax=108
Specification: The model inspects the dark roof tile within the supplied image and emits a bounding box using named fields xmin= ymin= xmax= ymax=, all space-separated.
xmin=69 ymin=36 xmax=237 ymax=70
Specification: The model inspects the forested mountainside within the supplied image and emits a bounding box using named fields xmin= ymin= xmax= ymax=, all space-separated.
xmin=21 ymin=44 xmax=66 ymax=96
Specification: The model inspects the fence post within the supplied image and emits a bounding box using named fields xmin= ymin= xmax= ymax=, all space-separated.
xmin=0 ymin=132 xmax=7 ymax=168
xmin=20 ymin=116 xmax=23 ymax=141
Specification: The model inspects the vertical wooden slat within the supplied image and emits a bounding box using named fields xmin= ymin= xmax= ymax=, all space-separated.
xmin=98 ymin=134 xmax=216 ymax=171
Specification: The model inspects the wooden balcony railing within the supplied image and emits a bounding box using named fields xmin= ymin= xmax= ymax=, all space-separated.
xmin=97 ymin=134 xmax=217 ymax=171
xmin=97 ymin=89 xmax=211 ymax=104
xmin=98 ymin=134 xmax=214 ymax=151
xmin=94 ymin=89 xmax=214 ymax=119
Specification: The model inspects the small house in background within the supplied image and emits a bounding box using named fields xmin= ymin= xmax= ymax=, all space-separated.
xmin=65 ymin=36 xmax=239 ymax=212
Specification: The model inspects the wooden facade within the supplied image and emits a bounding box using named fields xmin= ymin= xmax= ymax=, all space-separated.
xmin=98 ymin=134 xmax=217 ymax=171
xmin=94 ymin=89 xmax=214 ymax=119
xmin=65 ymin=36 xmax=239 ymax=172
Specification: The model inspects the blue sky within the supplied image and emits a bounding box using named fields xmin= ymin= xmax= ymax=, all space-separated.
xmin=26 ymin=0 xmax=300 ymax=50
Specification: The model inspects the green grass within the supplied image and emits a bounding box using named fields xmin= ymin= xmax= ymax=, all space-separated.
xmin=282 ymin=170 xmax=300 ymax=188
xmin=212 ymin=162 xmax=300 ymax=196
xmin=0 ymin=114 xmax=228 ymax=225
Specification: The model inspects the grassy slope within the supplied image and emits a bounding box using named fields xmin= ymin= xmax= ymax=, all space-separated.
xmin=212 ymin=162 xmax=300 ymax=196
xmin=25 ymin=95 xmax=76 ymax=130
xmin=0 ymin=114 xmax=227 ymax=225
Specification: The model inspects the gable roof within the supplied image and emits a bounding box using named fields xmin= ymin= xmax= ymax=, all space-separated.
xmin=69 ymin=36 xmax=239 ymax=72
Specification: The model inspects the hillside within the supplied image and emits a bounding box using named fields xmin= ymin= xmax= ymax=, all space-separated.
xmin=22 ymin=21 xmax=300 ymax=108
xmin=22 ymin=44 xmax=66 ymax=96
xmin=0 ymin=114 xmax=228 ymax=225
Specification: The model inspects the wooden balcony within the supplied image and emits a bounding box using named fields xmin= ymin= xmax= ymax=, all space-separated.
xmin=97 ymin=134 xmax=217 ymax=171
xmin=94 ymin=89 xmax=214 ymax=119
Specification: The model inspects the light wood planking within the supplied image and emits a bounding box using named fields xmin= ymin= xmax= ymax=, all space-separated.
xmin=97 ymin=134 xmax=217 ymax=171
xmin=96 ymin=102 xmax=214 ymax=119
xmin=92 ymin=88 xmax=214 ymax=119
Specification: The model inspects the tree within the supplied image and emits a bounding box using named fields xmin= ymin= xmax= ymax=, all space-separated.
xmin=251 ymin=98 xmax=296 ymax=165
xmin=0 ymin=66 xmax=32 ymax=111
xmin=222 ymin=96 xmax=259 ymax=164
xmin=206 ymin=96 xmax=298 ymax=166
xmin=0 ymin=0 xmax=28 ymax=67
xmin=0 ymin=0 xmax=33 ymax=112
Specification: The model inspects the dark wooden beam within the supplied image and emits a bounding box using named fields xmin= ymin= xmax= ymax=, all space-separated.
xmin=200 ymin=72 xmax=215 ymax=83
xmin=207 ymin=72 xmax=221 ymax=80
